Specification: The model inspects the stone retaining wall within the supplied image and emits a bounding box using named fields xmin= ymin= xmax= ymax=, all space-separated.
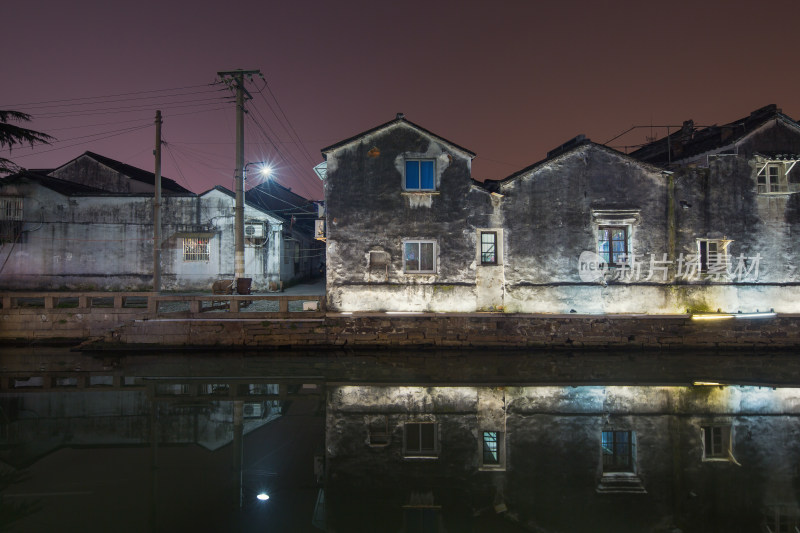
xmin=3 ymin=300 xmax=799 ymax=349
xmin=108 ymin=313 xmax=800 ymax=349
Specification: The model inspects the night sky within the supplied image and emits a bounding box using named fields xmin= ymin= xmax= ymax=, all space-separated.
xmin=3 ymin=0 xmax=799 ymax=200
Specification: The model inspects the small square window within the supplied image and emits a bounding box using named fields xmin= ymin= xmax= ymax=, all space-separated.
xmin=404 ymin=241 xmax=436 ymax=273
xmin=405 ymin=160 xmax=435 ymax=191
xmin=183 ymin=237 xmax=209 ymax=262
xmin=480 ymin=232 xmax=497 ymax=265
xmin=405 ymin=422 xmax=437 ymax=456
xmin=602 ymin=430 xmax=635 ymax=473
xmin=368 ymin=415 xmax=390 ymax=446
xmin=597 ymin=226 xmax=628 ymax=267
xmin=702 ymin=425 xmax=734 ymax=461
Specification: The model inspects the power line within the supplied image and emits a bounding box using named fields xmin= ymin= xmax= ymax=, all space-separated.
xmin=3 ymin=82 xmax=221 ymax=108
xmin=8 ymin=124 xmax=152 ymax=159
xmin=35 ymin=97 xmax=228 ymax=118
xmin=251 ymin=78 xmax=316 ymax=166
xmin=13 ymin=88 xmax=226 ymax=111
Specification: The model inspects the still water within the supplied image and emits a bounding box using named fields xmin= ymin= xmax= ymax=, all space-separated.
xmin=0 ymin=348 xmax=798 ymax=532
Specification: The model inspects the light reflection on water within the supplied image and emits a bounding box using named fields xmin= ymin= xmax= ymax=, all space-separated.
xmin=0 ymin=348 xmax=799 ymax=532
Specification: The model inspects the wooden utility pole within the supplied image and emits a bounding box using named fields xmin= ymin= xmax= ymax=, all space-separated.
xmin=217 ymin=69 xmax=260 ymax=284
xmin=153 ymin=110 xmax=162 ymax=292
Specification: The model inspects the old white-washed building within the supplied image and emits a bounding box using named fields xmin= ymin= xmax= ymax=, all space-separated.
xmin=320 ymin=106 xmax=800 ymax=314
xmin=0 ymin=152 xmax=315 ymax=291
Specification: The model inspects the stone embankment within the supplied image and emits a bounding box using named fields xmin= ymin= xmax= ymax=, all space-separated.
xmin=1 ymin=292 xmax=798 ymax=350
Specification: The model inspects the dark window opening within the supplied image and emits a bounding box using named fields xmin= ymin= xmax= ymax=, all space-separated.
xmin=602 ymin=430 xmax=634 ymax=472
xmin=405 ymin=422 xmax=436 ymax=455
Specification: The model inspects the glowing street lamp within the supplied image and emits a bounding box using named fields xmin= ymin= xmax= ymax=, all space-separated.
xmin=234 ymin=162 xmax=273 ymax=285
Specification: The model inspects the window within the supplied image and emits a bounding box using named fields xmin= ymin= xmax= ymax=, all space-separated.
xmin=480 ymin=232 xmax=497 ymax=265
xmin=403 ymin=508 xmax=441 ymax=533
xmin=405 ymin=160 xmax=435 ymax=191
xmin=702 ymin=425 xmax=733 ymax=461
xmin=0 ymin=197 xmax=23 ymax=220
xmin=183 ymin=237 xmax=209 ymax=262
xmin=602 ymin=430 xmax=635 ymax=472
xmin=368 ymin=415 xmax=390 ymax=446
xmin=758 ymin=163 xmax=789 ymax=193
xmin=404 ymin=241 xmax=436 ymax=273
xmin=598 ymin=226 xmax=628 ymax=266
xmin=482 ymin=431 xmax=502 ymax=465
xmin=698 ymin=239 xmax=730 ymax=273
xmin=404 ymin=422 xmax=437 ymax=456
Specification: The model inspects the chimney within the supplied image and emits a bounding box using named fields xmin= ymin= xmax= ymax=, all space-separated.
xmin=396 ymin=113 xmax=405 ymax=120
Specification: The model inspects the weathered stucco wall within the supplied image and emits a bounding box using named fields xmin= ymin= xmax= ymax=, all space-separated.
xmin=0 ymin=182 xmax=284 ymax=291
xmin=325 ymin=384 xmax=800 ymax=532
xmin=324 ymin=121 xmax=495 ymax=312
xmin=323 ymin=117 xmax=800 ymax=314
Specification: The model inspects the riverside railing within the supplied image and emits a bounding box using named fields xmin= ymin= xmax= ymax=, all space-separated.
xmin=1 ymin=292 xmax=326 ymax=319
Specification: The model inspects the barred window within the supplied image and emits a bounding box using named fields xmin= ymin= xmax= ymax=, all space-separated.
xmin=0 ymin=197 xmax=23 ymax=221
xmin=183 ymin=237 xmax=210 ymax=262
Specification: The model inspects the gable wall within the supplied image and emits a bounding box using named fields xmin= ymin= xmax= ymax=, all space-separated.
xmin=325 ymin=125 xmax=492 ymax=311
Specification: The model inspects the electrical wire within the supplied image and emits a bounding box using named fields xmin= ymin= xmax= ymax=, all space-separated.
xmin=3 ymin=82 xmax=222 ymax=108
xmin=7 ymin=124 xmax=152 ymax=159
xmin=15 ymin=88 xmax=226 ymax=111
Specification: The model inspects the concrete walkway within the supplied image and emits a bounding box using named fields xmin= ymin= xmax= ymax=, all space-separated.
xmin=279 ymin=278 xmax=325 ymax=296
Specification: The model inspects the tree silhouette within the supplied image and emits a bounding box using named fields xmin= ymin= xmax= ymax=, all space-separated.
xmin=0 ymin=111 xmax=54 ymax=175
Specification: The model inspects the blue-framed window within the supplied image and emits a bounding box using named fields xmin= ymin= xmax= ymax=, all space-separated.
xmin=405 ymin=160 xmax=435 ymax=191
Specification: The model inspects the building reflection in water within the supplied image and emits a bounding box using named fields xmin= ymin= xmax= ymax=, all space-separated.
xmin=0 ymin=349 xmax=798 ymax=532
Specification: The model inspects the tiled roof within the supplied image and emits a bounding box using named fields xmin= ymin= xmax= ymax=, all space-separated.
xmin=60 ymin=151 xmax=192 ymax=193
xmin=321 ymin=114 xmax=476 ymax=158
xmin=630 ymin=104 xmax=799 ymax=166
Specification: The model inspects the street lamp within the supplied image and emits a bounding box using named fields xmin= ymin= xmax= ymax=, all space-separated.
xmin=234 ymin=162 xmax=273 ymax=286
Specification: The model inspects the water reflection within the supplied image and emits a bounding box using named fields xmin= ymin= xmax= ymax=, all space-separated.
xmin=0 ymin=348 xmax=798 ymax=532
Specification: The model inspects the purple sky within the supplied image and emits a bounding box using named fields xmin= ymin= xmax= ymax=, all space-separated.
xmin=3 ymin=0 xmax=800 ymax=201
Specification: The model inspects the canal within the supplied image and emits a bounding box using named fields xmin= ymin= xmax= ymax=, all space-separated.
xmin=0 ymin=347 xmax=798 ymax=532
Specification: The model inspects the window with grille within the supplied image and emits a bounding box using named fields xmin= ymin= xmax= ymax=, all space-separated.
xmin=602 ymin=430 xmax=635 ymax=472
xmin=0 ymin=197 xmax=23 ymax=220
xmin=183 ymin=237 xmax=209 ymax=262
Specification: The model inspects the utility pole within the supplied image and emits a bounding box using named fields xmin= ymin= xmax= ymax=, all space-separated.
xmin=217 ymin=69 xmax=260 ymax=284
xmin=153 ymin=110 xmax=162 ymax=292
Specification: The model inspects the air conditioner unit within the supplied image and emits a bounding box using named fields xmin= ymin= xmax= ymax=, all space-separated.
xmin=245 ymin=223 xmax=265 ymax=239
xmin=243 ymin=402 xmax=263 ymax=418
